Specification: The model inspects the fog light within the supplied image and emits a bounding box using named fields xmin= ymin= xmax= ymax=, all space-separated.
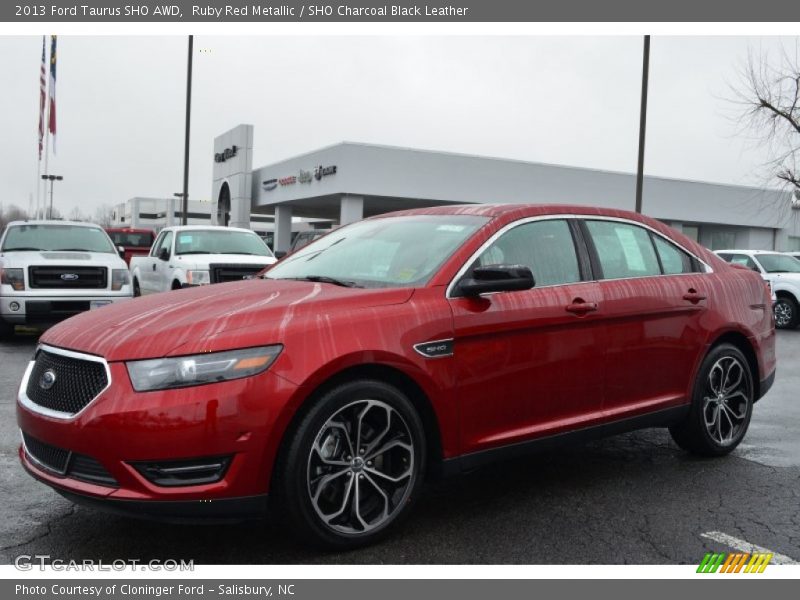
xmin=9 ymin=302 xmax=20 ymax=311
xmin=130 ymin=455 xmax=232 ymax=487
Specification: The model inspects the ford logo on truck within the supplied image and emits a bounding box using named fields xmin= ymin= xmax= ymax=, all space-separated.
xmin=60 ymin=273 xmax=79 ymax=281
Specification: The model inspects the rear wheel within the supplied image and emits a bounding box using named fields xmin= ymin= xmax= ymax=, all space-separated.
xmin=669 ymin=343 xmax=754 ymax=456
xmin=274 ymin=380 xmax=426 ymax=549
xmin=133 ymin=278 xmax=141 ymax=297
xmin=774 ymin=295 xmax=799 ymax=329
xmin=0 ymin=320 xmax=14 ymax=340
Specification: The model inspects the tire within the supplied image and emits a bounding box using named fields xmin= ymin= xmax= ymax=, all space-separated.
xmin=172 ymin=280 xmax=181 ymax=291
xmin=0 ymin=320 xmax=14 ymax=340
xmin=669 ymin=343 xmax=754 ymax=457
xmin=133 ymin=278 xmax=141 ymax=297
xmin=273 ymin=379 xmax=426 ymax=550
xmin=773 ymin=295 xmax=799 ymax=329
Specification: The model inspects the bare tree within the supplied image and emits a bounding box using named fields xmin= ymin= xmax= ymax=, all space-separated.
xmin=0 ymin=204 xmax=29 ymax=231
xmin=68 ymin=206 xmax=87 ymax=222
xmin=732 ymin=41 xmax=800 ymax=196
xmin=92 ymin=204 xmax=115 ymax=228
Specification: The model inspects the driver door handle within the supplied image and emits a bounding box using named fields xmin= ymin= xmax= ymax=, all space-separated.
xmin=152 ymin=263 xmax=157 ymax=271
xmin=682 ymin=288 xmax=707 ymax=303
xmin=566 ymin=299 xmax=598 ymax=315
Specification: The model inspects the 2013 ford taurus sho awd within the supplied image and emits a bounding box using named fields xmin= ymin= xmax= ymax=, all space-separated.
xmin=17 ymin=204 xmax=776 ymax=548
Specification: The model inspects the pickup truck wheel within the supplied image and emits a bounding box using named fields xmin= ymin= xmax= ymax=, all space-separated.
xmin=133 ymin=278 xmax=141 ymax=297
xmin=274 ymin=380 xmax=426 ymax=550
xmin=172 ymin=280 xmax=181 ymax=290
xmin=773 ymin=296 xmax=799 ymax=329
xmin=0 ymin=320 xmax=14 ymax=340
xmin=669 ymin=343 xmax=754 ymax=457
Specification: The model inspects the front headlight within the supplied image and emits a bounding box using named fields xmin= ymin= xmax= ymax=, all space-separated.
xmin=0 ymin=268 xmax=25 ymax=291
xmin=126 ymin=345 xmax=283 ymax=392
xmin=111 ymin=269 xmax=131 ymax=291
xmin=186 ymin=270 xmax=211 ymax=285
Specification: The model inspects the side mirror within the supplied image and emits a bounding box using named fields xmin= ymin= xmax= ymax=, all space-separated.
xmin=274 ymin=250 xmax=287 ymax=259
xmin=117 ymin=246 xmax=125 ymax=259
xmin=158 ymin=247 xmax=170 ymax=261
xmin=459 ymin=264 xmax=535 ymax=297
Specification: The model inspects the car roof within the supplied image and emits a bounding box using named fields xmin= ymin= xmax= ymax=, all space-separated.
xmin=6 ymin=220 xmax=104 ymax=228
xmin=714 ymin=249 xmax=783 ymax=255
xmin=163 ymin=225 xmax=257 ymax=234
xmin=372 ymin=203 xmax=668 ymax=224
xmin=106 ymin=227 xmax=154 ymax=233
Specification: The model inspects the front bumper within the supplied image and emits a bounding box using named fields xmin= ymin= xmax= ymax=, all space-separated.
xmin=1 ymin=293 xmax=132 ymax=325
xmin=17 ymin=354 xmax=300 ymax=517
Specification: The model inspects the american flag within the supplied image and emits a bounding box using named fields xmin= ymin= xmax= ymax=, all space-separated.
xmin=37 ymin=36 xmax=46 ymax=160
xmin=48 ymin=35 xmax=57 ymax=153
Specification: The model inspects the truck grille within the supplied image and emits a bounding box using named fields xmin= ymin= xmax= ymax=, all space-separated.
xmin=209 ymin=263 xmax=268 ymax=284
xmin=22 ymin=432 xmax=118 ymax=487
xmin=25 ymin=348 xmax=108 ymax=416
xmin=28 ymin=266 xmax=108 ymax=289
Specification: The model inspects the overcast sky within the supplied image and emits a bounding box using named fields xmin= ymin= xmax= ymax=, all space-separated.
xmin=0 ymin=35 xmax=795 ymax=216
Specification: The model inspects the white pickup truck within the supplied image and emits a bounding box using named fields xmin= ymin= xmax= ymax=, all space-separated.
xmin=0 ymin=220 xmax=133 ymax=339
xmin=130 ymin=225 xmax=276 ymax=296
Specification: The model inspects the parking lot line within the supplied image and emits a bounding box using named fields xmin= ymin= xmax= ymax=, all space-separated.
xmin=700 ymin=531 xmax=798 ymax=565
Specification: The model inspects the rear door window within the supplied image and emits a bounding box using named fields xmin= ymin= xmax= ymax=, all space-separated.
xmin=584 ymin=220 xmax=661 ymax=279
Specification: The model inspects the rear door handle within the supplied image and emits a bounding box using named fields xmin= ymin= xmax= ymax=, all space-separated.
xmin=682 ymin=289 xmax=707 ymax=303
xmin=566 ymin=299 xmax=598 ymax=315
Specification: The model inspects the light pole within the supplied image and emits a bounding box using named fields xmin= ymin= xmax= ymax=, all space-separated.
xmin=634 ymin=35 xmax=650 ymax=214
xmin=181 ymin=35 xmax=194 ymax=226
xmin=40 ymin=174 xmax=63 ymax=219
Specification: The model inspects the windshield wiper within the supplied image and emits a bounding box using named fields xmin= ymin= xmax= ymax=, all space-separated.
xmin=2 ymin=247 xmax=41 ymax=251
xmin=284 ymin=275 xmax=363 ymax=288
xmin=51 ymin=248 xmax=92 ymax=252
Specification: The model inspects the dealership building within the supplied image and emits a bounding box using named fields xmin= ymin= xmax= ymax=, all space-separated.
xmin=210 ymin=124 xmax=800 ymax=253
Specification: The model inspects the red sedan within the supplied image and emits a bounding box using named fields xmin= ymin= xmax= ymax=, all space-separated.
xmin=17 ymin=204 xmax=776 ymax=548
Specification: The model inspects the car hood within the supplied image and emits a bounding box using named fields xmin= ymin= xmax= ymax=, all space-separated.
xmin=40 ymin=279 xmax=414 ymax=361
xmin=0 ymin=250 xmax=127 ymax=269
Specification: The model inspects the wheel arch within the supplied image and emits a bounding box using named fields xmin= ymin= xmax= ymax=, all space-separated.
xmin=270 ymin=361 xmax=446 ymax=492
xmin=706 ymin=329 xmax=761 ymax=399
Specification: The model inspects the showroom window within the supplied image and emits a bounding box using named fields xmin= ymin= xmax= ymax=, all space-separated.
xmin=709 ymin=230 xmax=736 ymax=250
xmin=475 ymin=219 xmax=581 ymax=287
xmin=584 ymin=220 xmax=661 ymax=279
xmin=788 ymin=236 xmax=800 ymax=252
xmin=652 ymin=235 xmax=696 ymax=275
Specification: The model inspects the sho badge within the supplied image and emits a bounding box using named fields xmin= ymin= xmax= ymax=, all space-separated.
xmin=413 ymin=339 xmax=454 ymax=359
xmin=39 ymin=369 xmax=57 ymax=390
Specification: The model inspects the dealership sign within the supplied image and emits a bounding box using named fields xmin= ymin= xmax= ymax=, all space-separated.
xmin=263 ymin=165 xmax=337 ymax=191
xmin=214 ymin=145 xmax=238 ymax=163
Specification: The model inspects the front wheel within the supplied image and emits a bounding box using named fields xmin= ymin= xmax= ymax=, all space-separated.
xmin=773 ymin=296 xmax=799 ymax=329
xmin=274 ymin=380 xmax=426 ymax=549
xmin=669 ymin=343 xmax=754 ymax=456
xmin=133 ymin=278 xmax=141 ymax=297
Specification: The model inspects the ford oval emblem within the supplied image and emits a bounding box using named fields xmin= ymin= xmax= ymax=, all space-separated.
xmin=61 ymin=273 xmax=79 ymax=281
xmin=39 ymin=369 xmax=57 ymax=390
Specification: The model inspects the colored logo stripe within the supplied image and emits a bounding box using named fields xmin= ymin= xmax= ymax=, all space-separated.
xmin=697 ymin=552 xmax=773 ymax=573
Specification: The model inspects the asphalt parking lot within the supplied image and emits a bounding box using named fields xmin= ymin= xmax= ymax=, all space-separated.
xmin=1 ymin=331 xmax=798 ymax=565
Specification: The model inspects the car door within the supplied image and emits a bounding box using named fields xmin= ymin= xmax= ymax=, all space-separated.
xmin=449 ymin=217 xmax=606 ymax=454
xmin=580 ymin=218 xmax=710 ymax=419
xmin=139 ymin=231 xmax=163 ymax=294
xmin=153 ymin=230 xmax=174 ymax=292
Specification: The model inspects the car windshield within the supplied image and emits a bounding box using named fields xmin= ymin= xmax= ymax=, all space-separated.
xmin=265 ymin=215 xmax=488 ymax=288
xmin=175 ymin=229 xmax=273 ymax=257
xmin=756 ymin=253 xmax=800 ymax=273
xmin=109 ymin=231 xmax=154 ymax=248
xmin=1 ymin=224 xmax=116 ymax=253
